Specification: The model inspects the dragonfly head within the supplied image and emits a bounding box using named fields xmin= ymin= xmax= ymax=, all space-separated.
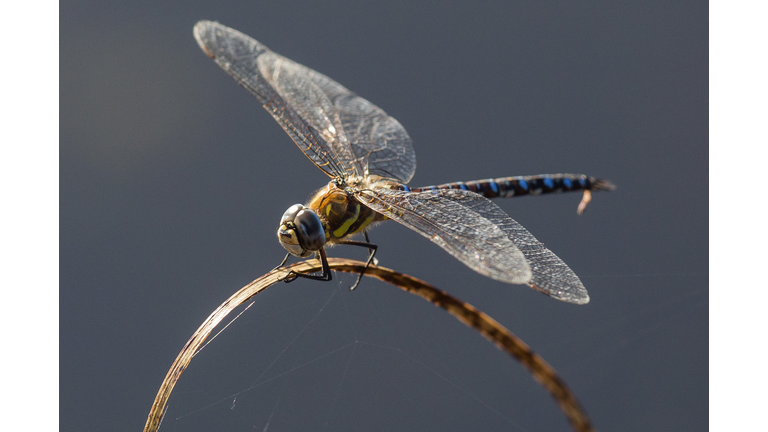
xmin=277 ymin=204 xmax=326 ymax=257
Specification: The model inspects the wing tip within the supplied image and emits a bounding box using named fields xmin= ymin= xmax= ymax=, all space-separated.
xmin=530 ymin=283 xmax=590 ymax=305
xmin=193 ymin=20 xmax=220 ymax=59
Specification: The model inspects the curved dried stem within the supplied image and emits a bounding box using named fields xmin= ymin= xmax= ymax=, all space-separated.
xmin=143 ymin=258 xmax=594 ymax=432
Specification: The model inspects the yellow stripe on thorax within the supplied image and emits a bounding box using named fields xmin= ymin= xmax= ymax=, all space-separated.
xmin=349 ymin=211 xmax=377 ymax=235
xmin=332 ymin=203 xmax=360 ymax=238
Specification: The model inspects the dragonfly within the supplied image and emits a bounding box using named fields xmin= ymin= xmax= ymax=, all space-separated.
xmin=193 ymin=21 xmax=614 ymax=305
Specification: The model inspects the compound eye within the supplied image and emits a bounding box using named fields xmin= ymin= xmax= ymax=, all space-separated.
xmin=280 ymin=204 xmax=305 ymax=226
xmin=294 ymin=209 xmax=326 ymax=251
xmin=277 ymin=205 xmax=325 ymax=257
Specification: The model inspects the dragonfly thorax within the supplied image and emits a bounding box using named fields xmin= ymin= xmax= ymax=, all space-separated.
xmin=277 ymin=204 xmax=326 ymax=257
xmin=307 ymin=181 xmax=386 ymax=243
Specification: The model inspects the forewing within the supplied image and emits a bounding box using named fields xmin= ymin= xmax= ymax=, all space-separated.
xmin=193 ymin=20 xmax=359 ymax=179
xmin=307 ymin=73 xmax=417 ymax=183
xmin=361 ymin=187 xmax=589 ymax=304
xmin=256 ymin=51 xmax=364 ymax=179
xmin=357 ymin=188 xmax=532 ymax=284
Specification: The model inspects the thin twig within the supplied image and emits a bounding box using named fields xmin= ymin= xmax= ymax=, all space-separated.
xmin=143 ymin=258 xmax=594 ymax=432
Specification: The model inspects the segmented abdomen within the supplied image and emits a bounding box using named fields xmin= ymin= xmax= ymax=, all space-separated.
xmin=406 ymin=174 xmax=615 ymax=199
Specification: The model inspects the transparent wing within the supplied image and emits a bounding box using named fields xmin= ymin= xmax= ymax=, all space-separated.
xmin=360 ymin=187 xmax=589 ymax=304
xmin=358 ymin=187 xmax=532 ymax=285
xmin=194 ymin=21 xmax=416 ymax=183
xmin=257 ymin=51 xmax=363 ymax=179
xmin=307 ymin=73 xmax=416 ymax=183
xmin=474 ymin=204 xmax=591 ymax=304
xmin=193 ymin=20 xmax=356 ymax=179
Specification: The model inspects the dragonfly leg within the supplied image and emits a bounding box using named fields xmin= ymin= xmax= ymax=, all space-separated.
xmin=272 ymin=252 xmax=292 ymax=272
xmin=341 ymin=231 xmax=378 ymax=291
xmin=273 ymin=252 xmax=299 ymax=283
xmin=281 ymin=248 xmax=333 ymax=283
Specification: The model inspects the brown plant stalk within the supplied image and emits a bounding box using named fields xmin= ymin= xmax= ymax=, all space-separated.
xmin=143 ymin=258 xmax=594 ymax=432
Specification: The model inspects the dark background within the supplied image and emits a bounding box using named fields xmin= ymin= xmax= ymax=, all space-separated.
xmin=61 ymin=1 xmax=707 ymax=431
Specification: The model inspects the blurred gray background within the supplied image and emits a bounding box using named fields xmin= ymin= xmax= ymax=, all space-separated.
xmin=61 ymin=1 xmax=707 ymax=431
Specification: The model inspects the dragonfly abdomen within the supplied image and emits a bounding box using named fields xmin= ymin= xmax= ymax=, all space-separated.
xmin=411 ymin=174 xmax=614 ymax=199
